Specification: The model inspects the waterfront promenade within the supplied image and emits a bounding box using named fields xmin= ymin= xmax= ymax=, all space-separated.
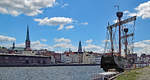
xmin=136 ymin=67 xmax=150 ymax=80
xmin=116 ymin=66 xmax=150 ymax=80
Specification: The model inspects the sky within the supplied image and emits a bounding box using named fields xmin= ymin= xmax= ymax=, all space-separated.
xmin=0 ymin=0 xmax=150 ymax=55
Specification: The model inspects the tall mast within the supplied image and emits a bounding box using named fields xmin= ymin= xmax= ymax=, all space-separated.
xmin=116 ymin=11 xmax=123 ymax=56
xmin=108 ymin=22 xmax=114 ymax=53
xmin=124 ymin=28 xmax=128 ymax=58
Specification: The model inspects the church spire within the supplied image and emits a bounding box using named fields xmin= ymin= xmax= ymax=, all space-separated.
xmin=78 ymin=41 xmax=82 ymax=53
xmin=25 ymin=25 xmax=31 ymax=50
xmin=26 ymin=25 xmax=30 ymax=41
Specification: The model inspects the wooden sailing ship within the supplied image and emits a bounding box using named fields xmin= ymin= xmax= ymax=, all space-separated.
xmin=101 ymin=9 xmax=136 ymax=72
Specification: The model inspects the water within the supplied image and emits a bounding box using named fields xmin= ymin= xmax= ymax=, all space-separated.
xmin=0 ymin=66 xmax=104 ymax=80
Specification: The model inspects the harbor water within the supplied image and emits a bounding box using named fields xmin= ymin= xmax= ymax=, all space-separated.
xmin=0 ymin=66 xmax=103 ymax=80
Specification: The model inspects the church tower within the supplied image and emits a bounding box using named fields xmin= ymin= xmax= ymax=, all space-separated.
xmin=25 ymin=25 xmax=31 ymax=50
xmin=78 ymin=41 xmax=82 ymax=53
xmin=12 ymin=42 xmax=15 ymax=50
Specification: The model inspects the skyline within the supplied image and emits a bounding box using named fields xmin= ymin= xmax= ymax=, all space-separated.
xmin=0 ymin=0 xmax=150 ymax=55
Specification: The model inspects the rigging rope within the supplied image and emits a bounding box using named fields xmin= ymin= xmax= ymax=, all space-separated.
xmin=104 ymin=29 xmax=109 ymax=53
xmin=131 ymin=20 xmax=136 ymax=54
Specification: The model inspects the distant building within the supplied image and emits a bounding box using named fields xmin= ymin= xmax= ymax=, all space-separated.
xmin=53 ymin=53 xmax=61 ymax=63
xmin=127 ymin=53 xmax=137 ymax=63
xmin=8 ymin=25 xmax=32 ymax=54
xmin=139 ymin=54 xmax=150 ymax=63
xmin=83 ymin=52 xmax=101 ymax=64
xmin=78 ymin=41 xmax=82 ymax=53
xmin=61 ymin=52 xmax=79 ymax=64
xmin=0 ymin=47 xmax=9 ymax=53
xmin=77 ymin=41 xmax=83 ymax=63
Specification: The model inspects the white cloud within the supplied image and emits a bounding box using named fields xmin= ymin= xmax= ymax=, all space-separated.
xmin=84 ymin=44 xmax=104 ymax=53
xmin=57 ymin=24 xmax=64 ymax=30
xmin=31 ymin=41 xmax=52 ymax=50
xmin=34 ymin=17 xmax=73 ymax=30
xmin=132 ymin=40 xmax=150 ymax=56
xmin=34 ymin=17 xmax=73 ymax=25
xmin=123 ymin=10 xmax=130 ymax=14
xmin=53 ymin=42 xmax=77 ymax=53
xmin=61 ymin=3 xmax=69 ymax=8
xmin=113 ymin=19 xmax=118 ymax=23
xmin=53 ymin=43 xmax=75 ymax=49
xmin=126 ymin=1 xmax=150 ymax=19
xmin=15 ymin=42 xmax=24 ymax=47
xmin=102 ymin=40 xmax=110 ymax=43
xmin=135 ymin=1 xmax=150 ymax=19
xmin=81 ymin=22 xmax=88 ymax=25
xmin=128 ymin=13 xmax=137 ymax=17
xmin=40 ymin=39 xmax=47 ymax=42
xmin=0 ymin=0 xmax=56 ymax=16
xmin=53 ymin=38 xmax=77 ymax=52
xmin=85 ymin=39 xmax=93 ymax=44
xmin=134 ymin=40 xmax=150 ymax=48
xmin=16 ymin=40 xmax=53 ymax=50
xmin=54 ymin=38 xmax=71 ymax=43
xmin=0 ymin=35 xmax=16 ymax=42
xmin=65 ymin=25 xmax=74 ymax=30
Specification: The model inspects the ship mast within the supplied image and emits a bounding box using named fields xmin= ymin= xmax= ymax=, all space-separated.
xmin=108 ymin=22 xmax=114 ymax=54
xmin=122 ymin=29 xmax=134 ymax=58
xmin=124 ymin=28 xmax=128 ymax=58
xmin=116 ymin=11 xmax=123 ymax=56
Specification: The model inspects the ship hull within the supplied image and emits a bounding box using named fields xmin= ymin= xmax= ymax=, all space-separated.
xmin=101 ymin=54 xmax=127 ymax=72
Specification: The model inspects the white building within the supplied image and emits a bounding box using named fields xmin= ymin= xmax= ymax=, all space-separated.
xmin=83 ymin=52 xmax=101 ymax=64
xmin=61 ymin=52 xmax=80 ymax=64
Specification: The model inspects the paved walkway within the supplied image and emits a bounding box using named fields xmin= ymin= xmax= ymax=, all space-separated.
xmin=137 ymin=67 xmax=150 ymax=80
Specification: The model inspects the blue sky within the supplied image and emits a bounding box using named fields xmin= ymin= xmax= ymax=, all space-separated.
xmin=0 ymin=0 xmax=150 ymax=55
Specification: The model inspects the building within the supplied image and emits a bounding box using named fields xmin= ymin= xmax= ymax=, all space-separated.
xmin=0 ymin=54 xmax=51 ymax=65
xmin=83 ymin=52 xmax=95 ymax=64
xmin=127 ymin=53 xmax=137 ymax=63
xmin=53 ymin=53 xmax=61 ymax=63
xmin=78 ymin=41 xmax=82 ymax=53
xmin=0 ymin=47 xmax=9 ymax=53
xmin=61 ymin=51 xmax=79 ymax=64
xmin=83 ymin=52 xmax=101 ymax=64
xmin=77 ymin=41 xmax=83 ymax=63
xmin=136 ymin=54 xmax=150 ymax=68
xmin=0 ymin=25 xmax=54 ymax=66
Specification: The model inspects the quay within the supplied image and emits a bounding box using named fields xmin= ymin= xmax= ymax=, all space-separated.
xmin=115 ymin=66 xmax=150 ymax=80
xmin=92 ymin=63 xmax=150 ymax=80
xmin=0 ymin=63 xmax=100 ymax=67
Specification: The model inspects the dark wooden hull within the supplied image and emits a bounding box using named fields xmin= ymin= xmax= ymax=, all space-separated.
xmin=101 ymin=54 xmax=127 ymax=72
